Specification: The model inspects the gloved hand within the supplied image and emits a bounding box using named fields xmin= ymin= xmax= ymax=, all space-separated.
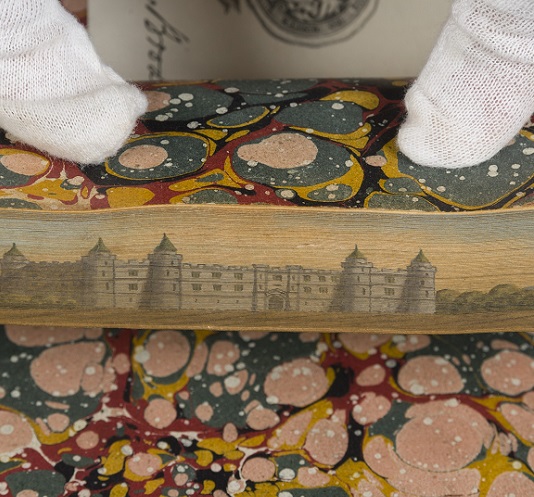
xmin=0 ymin=0 xmax=147 ymax=164
xmin=398 ymin=0 xmax=534 ymax=168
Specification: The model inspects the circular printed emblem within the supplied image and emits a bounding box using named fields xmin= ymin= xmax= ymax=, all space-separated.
xmin=247 ymin=0 xmax=379 ymax=46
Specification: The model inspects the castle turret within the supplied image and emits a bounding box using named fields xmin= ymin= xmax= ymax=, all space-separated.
xmin=82 ymin=238 xmax=116 ymax=308
xmin=0 ymin=243 xmax=30 ymax=297
xmin=402 ymin=249 xmax=436 ymax=314
xmin=340 ymin=245 xmax=374 ymax=312
xmin=142 ymin=234 xmax=182 ymax=308
xmin=2 ymin=244 xmax=28 ymax=272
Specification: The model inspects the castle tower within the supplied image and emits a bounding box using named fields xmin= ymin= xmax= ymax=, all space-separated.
xmin=339 ymin=245 xmax=374 ymax=313
xmin=82 ymin=238 xmax=116 ymax=308
xmin=0 ymin=243 xmax=30 ymax=297
xmin=1 ymin=244 xmax=29 ymax=272
xmin=403 ymin=249 xmax=436 ymax=314
xmin=142 ymin=234 xmax=182 ymax=309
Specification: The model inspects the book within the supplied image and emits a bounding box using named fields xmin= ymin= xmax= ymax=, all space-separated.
xmin=0 ymin=78 xmax=532 ymax=333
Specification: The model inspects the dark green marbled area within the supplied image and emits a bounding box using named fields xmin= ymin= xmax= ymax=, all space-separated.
xmin=217 ymin=79 xmax=318 ymax=105
xmin=396 ymin=135 xmax=534 ymax=207
xmin=107 ymin=135 xmax=209 ymax=181
xmin=276 ymin=101 xmax=364 ymax=135
xmin=208 ymin=106 xmax=268 ymax=127
xmin=145 ymin=85 xmax=234 ymax=123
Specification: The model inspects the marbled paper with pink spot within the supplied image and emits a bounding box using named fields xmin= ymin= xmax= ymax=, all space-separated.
xmin=0 ymin=79 xmax=533 ymax=213
xmin=0 ymin=327 xmax=533 ymax=496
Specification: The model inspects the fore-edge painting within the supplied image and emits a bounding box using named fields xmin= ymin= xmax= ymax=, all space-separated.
xmin=0 ymin=205 xmax=533 ymax=326
xmin=0 ymin=236 xmax=435 ymax=314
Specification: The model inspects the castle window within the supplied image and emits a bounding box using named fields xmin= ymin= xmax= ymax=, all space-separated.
xmin=192 ymin=284 xmax=202 ymax=291
xmin=102 ymin=271 xmax=106 ymax=277
xmin=128 ymin=270 xmax=138 ymax=277
xmin=426 ymin=290 xmax=430 ymax=297
xmin=420 ymin=280 xmax=425 ymax=286
xmin=292 ymin=275 xmax=296 ymax=281
xmin=362 ymin=288 xmax=366 ymax=295
xmin=166 ymin=270 xmax=170 ymax=277
xmin=385 ymin=276 xmax=395 ymax=284
xmin=129 ymin=284 xmax=138 ymax=291
xmin=106 ymin=283 xmax=110 ymax=290
xmin=234 ymin=273 xmax=243 ymax=280
xmin=234 ymin=284 xmax=244 ymax=292
xmin=192 ymin=272 xmax=200 ymax=278
xmin=331 ymin=276 xmax=338 ymax=282
xmin=259 ymin=285 xmax=264 ymax=290
xmin=213 ymin=284 xmax=222 ymax=291
xmin=385 ymin=288 xmax=395 ymax=296
xmin=173 ymin=284 xmax=177 ymax=291
xmin=357 ymin=276 xmax=360 ymax=282
xmin=304 ymin=287 xmax=312 ymax=293
xmin=273 ymin=275 xmax=283 ymax=281
xmin=303 ymin=275 xmax=311 ymax=282
xmin=319 ymin=287 xmax=328 ymax=294
xmin=212 ymin=272 xmax=222 ymax=278
xmin=318 ymin=276 xmax=326 ymax=282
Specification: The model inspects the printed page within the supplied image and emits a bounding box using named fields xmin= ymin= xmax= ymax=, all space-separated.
xmin=88 ymin=0 xmax=453 ymax=81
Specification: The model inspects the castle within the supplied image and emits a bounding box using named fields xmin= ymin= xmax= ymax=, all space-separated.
xmin=0 ymin=236 xmax=436 ymax=314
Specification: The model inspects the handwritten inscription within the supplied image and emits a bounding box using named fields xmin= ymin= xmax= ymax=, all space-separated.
xmin=145 ymin=0 xmax=189 ymax=80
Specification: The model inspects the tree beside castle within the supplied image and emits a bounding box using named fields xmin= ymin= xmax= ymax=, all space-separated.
xmin=437 ymin=284 xmax=534 ymax=313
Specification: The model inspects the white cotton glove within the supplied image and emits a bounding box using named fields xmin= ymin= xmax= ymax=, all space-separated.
xmin=0 ymin=0 xmax=147 ymax=164
xmin=398 ymin=0 xmax=534 ymax=168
